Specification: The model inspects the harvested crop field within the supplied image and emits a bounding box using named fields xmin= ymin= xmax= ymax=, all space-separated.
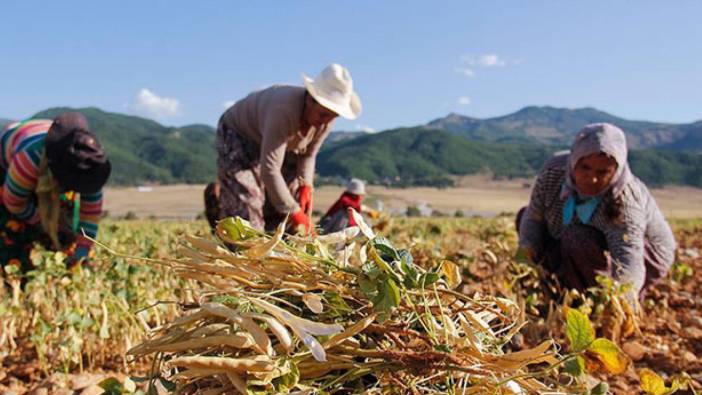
xmin=1 ymin=215 xmax=700 ymax=394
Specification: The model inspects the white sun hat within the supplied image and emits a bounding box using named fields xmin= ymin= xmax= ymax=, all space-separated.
xmin=345 ymin=178 xmax=366 ymax=195
xmin=302 ymin=63 xmax=362 ymax=120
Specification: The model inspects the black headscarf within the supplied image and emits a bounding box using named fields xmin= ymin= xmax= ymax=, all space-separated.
xmin=45 ymin=112 xmax=111 ymax=194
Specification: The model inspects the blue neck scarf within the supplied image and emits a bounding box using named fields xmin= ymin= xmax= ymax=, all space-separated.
xmin=563 ymin=194 xmax=600 ymax=225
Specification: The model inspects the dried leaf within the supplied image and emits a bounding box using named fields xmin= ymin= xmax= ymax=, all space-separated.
xmin=485 ymin=340 xmax=556 ymax=371
xmin=246 ymin=313 xmax=294 ymax=353
xmin=169 ymin=355 xmax=273 ymax=373
xmin=323 ymin=313 xmax=378 ymax=349
xmin=226 ymin=372 xmax=248 ymax=394
xmin=316 ymin=226 xmax=360 ymax=244
xmin=147 ymin=334 xmax=254 ymax=353
xmin=640 ymin=368 xmax=674 ymax=395
xmin=244 ymin=222 xmax=284 ymax=258
xmin=302 ymin=294 xmax=324 ymax=314
xmin=202 ymin=303 xmax=273 ymax=356
xmin=99 ymin=301 xmax=110 ymax=339
xmin=440 ymin=260 xmax=461 ymax=289
xmin=250 ymin=298 xmax=343 ymax=337
xmin=349 ymin=208 xmax=375 ymax=239
xmin=249 ymin=298 xmax=343 ymax=362
xmin=587 ymin=338 xmax=628 ymax=374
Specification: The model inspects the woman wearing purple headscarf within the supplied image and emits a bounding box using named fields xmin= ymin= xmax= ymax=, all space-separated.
xmin=517 ymin=123 xmax=676 ymax=299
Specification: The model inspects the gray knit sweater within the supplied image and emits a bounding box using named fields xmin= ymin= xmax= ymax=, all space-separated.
xmin=519 ymin=154 xmax=676 ymax=292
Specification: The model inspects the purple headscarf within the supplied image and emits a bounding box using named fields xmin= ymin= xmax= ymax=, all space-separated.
xmin=560 ymin=123 xmax=633 ymax=200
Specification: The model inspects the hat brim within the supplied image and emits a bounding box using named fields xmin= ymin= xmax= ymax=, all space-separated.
xmin=302 ymin=75 xmax=361 ymax=120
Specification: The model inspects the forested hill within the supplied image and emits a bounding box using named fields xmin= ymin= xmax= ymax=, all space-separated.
xmin=0 ymin=106 xmax=699 ymax=188
xmin=316 ymin=126 xmax=702 ymax=188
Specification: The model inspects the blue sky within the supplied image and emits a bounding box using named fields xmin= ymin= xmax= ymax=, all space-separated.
xmin=2 ymin=1 xmax=701 ymax=132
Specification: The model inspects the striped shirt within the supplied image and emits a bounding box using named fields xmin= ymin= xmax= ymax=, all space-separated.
xmin=519 ymin=154 xmax=676 ymax=293
xmin=0 ymin=120 xmax=103 ymax=243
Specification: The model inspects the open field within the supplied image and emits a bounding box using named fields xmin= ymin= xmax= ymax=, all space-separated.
xmin=104 ymin=178 xmax=702 ymax=220
xmin=1 ymin=216 xmax=701 ymax=393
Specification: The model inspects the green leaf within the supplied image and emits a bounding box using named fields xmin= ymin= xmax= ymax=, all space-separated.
xmin=368 ymin=245 xmax=402 ymax=282
xmin=566 ymin=308 xmax=595 ymax=352
xmin=434 ymin=344 xmax=452 ymax=353
xmin=218 ymin=217 xmax=257 ymax=241
xmin=358 ymin=274 xmax=379 ymax=298
xmin=563 ymin=355 xmax=585 ymax=377
xmin=588 ymin=338 xmax=628 ymax=374
xmin=371 ymin=277 xmax=401 ymax=319
xmin=419 ymin=272 xmax=440 ymax=288
xmin=323 ymin=292 xmax=352 ymax=318
xmin=400 ymin=254 xmax=419 ymax=289
xmin=158 ymin=378 xmax=176 ymax=392
xmin=99 ymin=377 xmax=125 ymax=395
xmin=361 ymin=261 xmax=382 ymax=280
xmin=372 ymin=236 xmax=399 ymax=262
xmin=274 ymin=362 xmax=300 ymax=392
xmin=590 ymin=382 xmax=609 ymax=395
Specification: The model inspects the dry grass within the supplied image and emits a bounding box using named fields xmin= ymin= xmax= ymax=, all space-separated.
xmin=104 ymin=179 xmax=702 ymax=220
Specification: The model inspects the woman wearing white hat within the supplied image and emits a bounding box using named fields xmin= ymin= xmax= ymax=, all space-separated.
xmin=205 ymin=64 xmax=361 ymax=234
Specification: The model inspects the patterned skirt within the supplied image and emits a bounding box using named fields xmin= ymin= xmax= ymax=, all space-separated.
xmin=206 ymin=123 xmax=300 ymax=232
xmin=0 ymin=169 xmax=78 ymax=272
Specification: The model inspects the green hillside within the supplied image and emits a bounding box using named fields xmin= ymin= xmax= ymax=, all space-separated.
xmin=33 ymin=107 xmax=216 ymax=185
xmin=318 ymin=127 xmax=702 ymax=188
xmin=5 ymin=107 xmax=700 ymax=188
xmin=317 ymin=127 xmax=554 ymax=187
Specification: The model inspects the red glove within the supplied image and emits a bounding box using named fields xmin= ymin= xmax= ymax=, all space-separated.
xmin=289 ymin=210 xmax=312 ymax=234
xmin=297 ymin=185 xmax=313 ymax=215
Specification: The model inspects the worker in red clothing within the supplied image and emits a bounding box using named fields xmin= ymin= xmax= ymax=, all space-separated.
xmin=319 ymin=178 xmax=372 ymax=233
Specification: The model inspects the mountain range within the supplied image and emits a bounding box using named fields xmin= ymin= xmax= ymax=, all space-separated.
xmin=0 ymin=106 xmax=700 ymax=188
xmin=426 ymin=106 xmax=702 ymax=150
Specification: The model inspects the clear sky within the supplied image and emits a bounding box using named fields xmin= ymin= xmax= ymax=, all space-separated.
xmin=2 ymin=1 xmax=701 ymax=131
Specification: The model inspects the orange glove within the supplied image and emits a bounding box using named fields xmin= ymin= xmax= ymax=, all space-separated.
xmin=289 ymin=210 xmax=312 ymax=234
xmin=297 ymin=185 xmax=313 ymax=215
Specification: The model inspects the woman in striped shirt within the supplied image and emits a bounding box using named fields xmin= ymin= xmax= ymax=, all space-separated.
xmin=1 ymin=112 xmax=111 ymax=270
xmin=517 ymin=123 xmax=676 ymax=300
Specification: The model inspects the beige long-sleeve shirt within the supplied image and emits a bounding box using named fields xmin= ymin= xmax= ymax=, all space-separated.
xmin=220 ymin=85 xmax=332 ymax=213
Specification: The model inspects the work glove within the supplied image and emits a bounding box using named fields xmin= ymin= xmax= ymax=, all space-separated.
xmin=289 ymin=210 xmax=312 ymax=235
xmin=297 ymin=185 xmax=313 ymax=215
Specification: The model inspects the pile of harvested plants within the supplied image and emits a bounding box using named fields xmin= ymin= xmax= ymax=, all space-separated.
xmin=129 ymin=211 xmax=624 ymax=394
